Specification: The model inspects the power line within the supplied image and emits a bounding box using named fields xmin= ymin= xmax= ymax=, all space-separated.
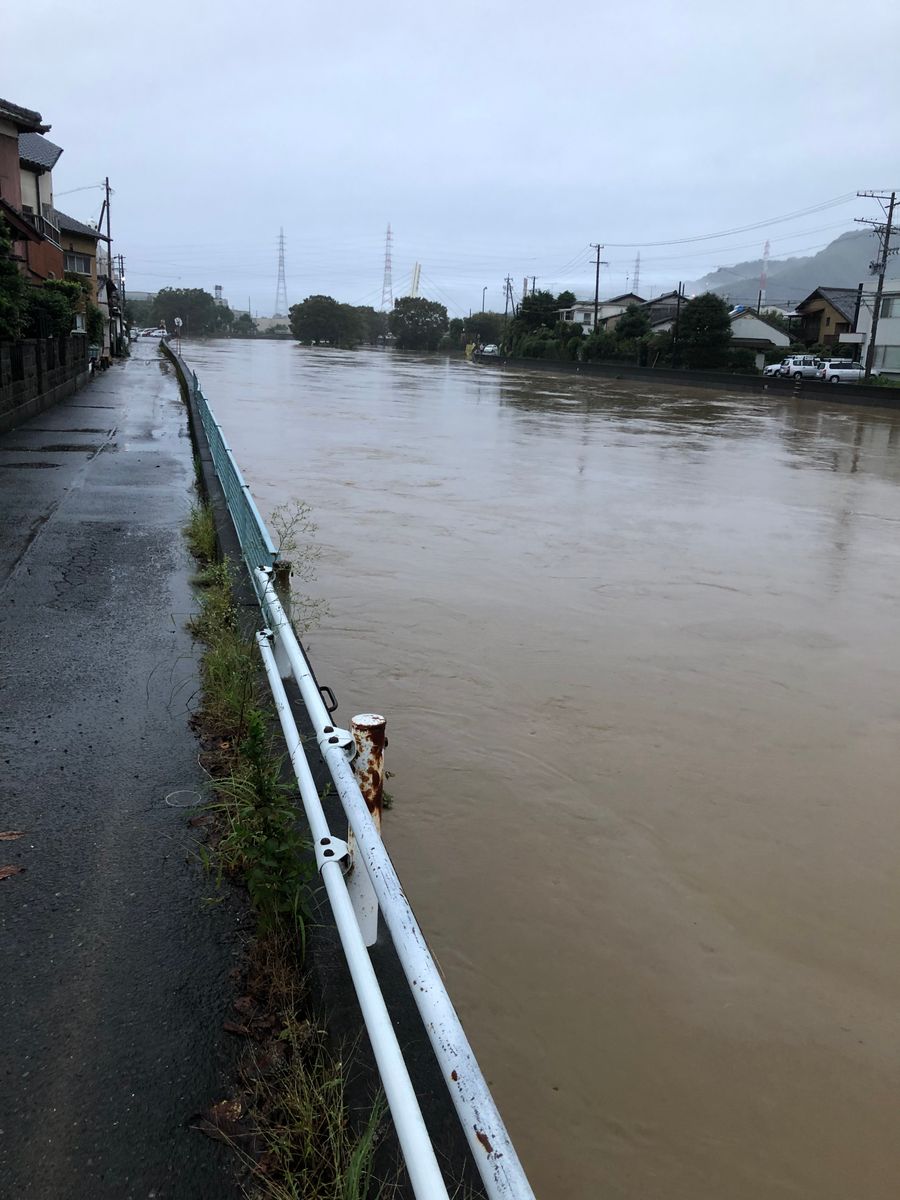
xmin=601 ymin=193 xmax=857 ymax=247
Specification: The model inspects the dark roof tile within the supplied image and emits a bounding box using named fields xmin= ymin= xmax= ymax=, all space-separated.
xmin=0 ymin=98 xmax=47 ymax=132
xmin=18 ymin=131 xmax=63 ymax=171
xmin=54 ymin=209 xmax=100 ymax=238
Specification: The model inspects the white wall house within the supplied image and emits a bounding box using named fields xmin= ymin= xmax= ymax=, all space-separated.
xmin=729 ymin=309 xmax=790 ymax=348
xmin=854 ymin=283 xmax=900 ymax=374
xmin=559 ymin=293 xmax=644 ymax=332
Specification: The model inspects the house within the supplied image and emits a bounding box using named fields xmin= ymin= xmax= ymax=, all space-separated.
xmin=792 ymin=287 xmax=859 ymax=347
xmin=728 ymin=307 xmax=790 ymax=349
xmin=18 ymin=130 xmax=63 ymax=248
xmin=0 ymin=97 xmax=63 ymax=282
xmin=853 ymin=282 xmax=900 ymax=375
xmin=559 ymin=292 xmax=645 ymax=332
xmin=603 ymin=289 xmax=683 ymax=332
xmin=56 ymin=210 xmax=100 ymax=303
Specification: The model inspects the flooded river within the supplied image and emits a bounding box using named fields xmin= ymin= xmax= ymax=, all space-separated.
xmin=178 ymin=340 xmax=900 ymax=1199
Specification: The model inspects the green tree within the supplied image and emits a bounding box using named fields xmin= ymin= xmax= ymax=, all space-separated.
xmin=615 ymin=303 xmax=651 ymax=340
xmin=289 ymin=294 xmax=342 ymax=344
xmin=677 ymin=292 xmax=732 ymax=367
xmin=232 ymin=312 xmax=257 ymax=337
xmin=760 ymin=308 xmax=790 ymax=334
xmin=288 ymin=295 xmax=364 ymax=346
xmin=125 ymin=297 xmax=155 ymax=329
xmin=152 ymin=287 xmax=232 ymax=336
xmin=0 ymin=216 xmax=28 ymax=340
xmin=515 ymin=289 xmax=559 ymax=331
xmin=356 ymin=306 xmax=388 ymax=343
xmin=25 ymin=280 xmax=79 ymax=337
xmin=388 ymin=297 xmax=448 ymax=350
xmin=556 ymin=290 xmax=576 ymax=309
xmin=464 ymin=311 xmax=504 ymax=344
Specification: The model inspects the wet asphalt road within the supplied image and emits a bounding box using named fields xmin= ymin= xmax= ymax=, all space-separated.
xmin=0 ymin=347 xmax=239 ymax=1198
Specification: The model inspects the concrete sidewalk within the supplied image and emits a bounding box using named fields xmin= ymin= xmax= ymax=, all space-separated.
xmin=0 ymin=344 xmax=239 ymax=1198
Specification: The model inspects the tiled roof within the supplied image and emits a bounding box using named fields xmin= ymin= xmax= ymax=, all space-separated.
xmin=19 ymin=132 xmax=63 ymax=171
xmin=0 ymin=98 xmax=47 ymax=132
xmin=817 ymin=287 xmax=859 ymax=324
xmin=55 ymin=209 xmax=100 ymax=238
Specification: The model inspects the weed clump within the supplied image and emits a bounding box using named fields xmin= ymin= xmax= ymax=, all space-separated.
xmin=184 ymin=501 xmax=218 ymax=564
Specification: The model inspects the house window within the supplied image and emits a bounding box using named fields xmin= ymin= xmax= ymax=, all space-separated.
xmin=64 ymin=252 xmax=92 ymax=274
xmin=825 ymin=315 xmax=831 ymax=326
xmin=881 ymin=297 xmax=899 ymax=318
xmin=582 ymin=312 xmax=592 ymax=324
xmin=73 ymin=313 xmax=86 ymax=332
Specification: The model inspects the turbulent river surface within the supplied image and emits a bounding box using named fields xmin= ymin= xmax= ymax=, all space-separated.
xmin=177 ymin=339 xmax=900 ymax=1199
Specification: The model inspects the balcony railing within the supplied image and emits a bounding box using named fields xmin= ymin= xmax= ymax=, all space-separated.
xmin=21 ymin=209 xmax=61 ymax=247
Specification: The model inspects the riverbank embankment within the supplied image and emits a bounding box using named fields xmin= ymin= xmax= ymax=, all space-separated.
xmin=479 ymin=352 xmax=900 ymax=406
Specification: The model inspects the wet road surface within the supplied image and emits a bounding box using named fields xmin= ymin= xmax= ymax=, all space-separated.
xmin=182 ymin=339 xmax=900 ymax=1200
xmin=0 ymin=345 xmax=238 ymax=1198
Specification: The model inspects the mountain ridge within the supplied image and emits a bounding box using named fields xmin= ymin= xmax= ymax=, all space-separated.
xmin=686 ymin=229 xmax=898 ymax=308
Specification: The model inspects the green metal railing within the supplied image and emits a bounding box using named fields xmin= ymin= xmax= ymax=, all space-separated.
xmin=188 ymin=368 xmax=279 ymax=596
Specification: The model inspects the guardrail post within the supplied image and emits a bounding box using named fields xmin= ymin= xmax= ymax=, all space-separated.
xmin=347 ymin=713 xmax=386 ymax=946
xmin=272 ymin=559 xmax=293 ymax=678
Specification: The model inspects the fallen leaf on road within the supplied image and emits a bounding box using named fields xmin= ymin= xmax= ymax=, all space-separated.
xmin=0 ymin=865 xmax=25 ymax=880
xmin=0 ymin=832 xmax=25 ymax=841
xmin=194 ymin=1097 xmax=244 ymax=1141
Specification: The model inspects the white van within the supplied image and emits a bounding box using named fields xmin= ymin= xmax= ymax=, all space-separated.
xmin=816 ymin=360 xmax=866 ymax=384
xmin=779 ymin=355 xmax=821 ymax=379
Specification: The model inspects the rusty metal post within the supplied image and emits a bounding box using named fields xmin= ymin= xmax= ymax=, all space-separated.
xmin=347 ymin=713 xmax=386 ymax=945
xmin=272 ymin=559 xmax=292 ymax=677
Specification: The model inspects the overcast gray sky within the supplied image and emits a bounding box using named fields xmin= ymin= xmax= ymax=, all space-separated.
xmin=5 ymin=0 xmax=898 ymax=315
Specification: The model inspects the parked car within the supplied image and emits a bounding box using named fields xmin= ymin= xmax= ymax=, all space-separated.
xmin=816 ymin=360 xmax=867 ymax=384
xmin=779 ymin=355 xmax=821 ymax=379
xmin=763 ymin=361 xmax=786 ymax=376
xmin=480 ymin=344 xmax=500 ymax=357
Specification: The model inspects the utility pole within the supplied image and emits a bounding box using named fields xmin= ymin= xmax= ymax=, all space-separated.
xmin=672 ymin=281 xmax=684 ymax=364
xmin=96 ymin=178 xmax=114 ymax=357
xmin=530 ymin=276 xmax=537 ymax=295
xmin=856 ymin=190 xmax=897 ymax=378
xmin=482 ymin=285 xmax=487 ymax=312
xmin=590 ymin=244 xmax=608 ymax=331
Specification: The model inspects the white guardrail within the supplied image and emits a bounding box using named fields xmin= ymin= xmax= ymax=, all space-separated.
xmin=181 ymin=353 xmax=535 ymax=1199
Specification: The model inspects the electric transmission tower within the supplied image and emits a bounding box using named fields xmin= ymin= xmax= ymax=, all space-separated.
xmin=380 ymin=223 xmax=394 ymax=311
xmin=632 ymin=251 xmax=641 ymax=297
xmin=273 ymin=227 xmax=289 ymax=317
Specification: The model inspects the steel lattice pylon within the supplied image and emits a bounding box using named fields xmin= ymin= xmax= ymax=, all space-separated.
xmin=273 ymin=228 xmax=289 ymax=317
xmin=380 ymin=223 xmax=393 ymax=311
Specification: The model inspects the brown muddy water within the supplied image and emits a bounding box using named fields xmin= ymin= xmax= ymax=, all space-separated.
xmin=178 ymin=340 xmax=900 ymax=1199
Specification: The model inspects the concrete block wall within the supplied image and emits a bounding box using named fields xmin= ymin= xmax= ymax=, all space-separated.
xmin=0 ymin=337 xmax=91 ymax=433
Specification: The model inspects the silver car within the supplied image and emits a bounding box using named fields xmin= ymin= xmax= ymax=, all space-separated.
xmin=816 ymin=360 xmax=866 ymax=384
xmin=780 ymin=354 xmax=821 ymax=379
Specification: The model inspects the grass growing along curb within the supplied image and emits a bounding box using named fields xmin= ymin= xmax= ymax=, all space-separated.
xmin=183 ymin=501 xmax=390 ymax=1199
xmin=185 ymin=501 xmax=218 ymax=565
